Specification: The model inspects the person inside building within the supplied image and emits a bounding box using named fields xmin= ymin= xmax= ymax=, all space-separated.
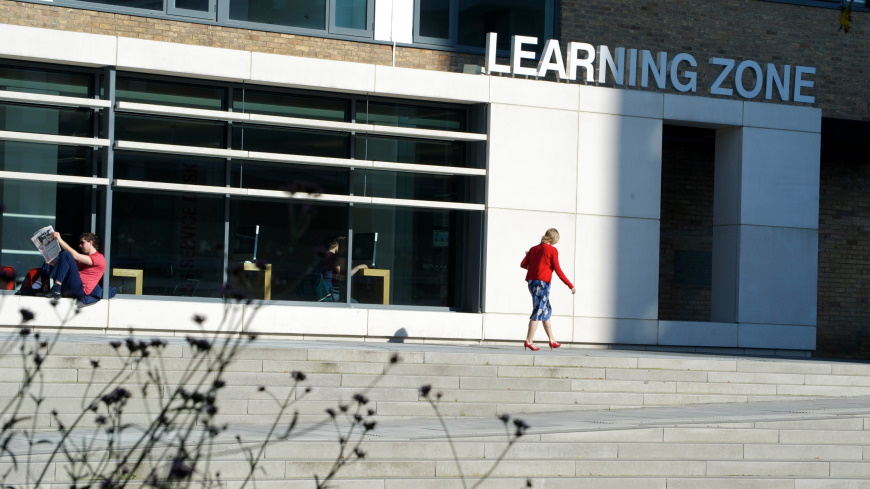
xmin=520 ymin=228 xmax=576 ymax=351
xmin=36 ymin=231 xmax=106 ymax=301
xmin=320 ymin=236 xmax=367 ymax=302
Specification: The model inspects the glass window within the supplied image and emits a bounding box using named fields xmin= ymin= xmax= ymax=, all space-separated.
xmin=229 ymin=0 xmax=326 ymax=30
xmin=415 ymin=0 xmax=555 ymax=51
xmin=355 ymin=135 xmax=468 ymax=168
xmin=114 ymin=151 xmax=226 ymax=187
xmin=229 ymin=198 xmax=348 ymax=302
xmin=0 ymin=102 xmax=92 ymax=138
xmin=419 ymin=0 xmax=451 ymax=39
xmin=357 ymin=101 xmax=466 ymax=131
xmin=175 ymin=0 xmax=209 ymax=10
xmin=0 ymin=142 xmax=97 ymax=178
xmin=111 ymin=190 xmax=225 ymax=298
xmin=0 ymin=181 xmax=97 ymax=288
xmin=117 ymin=77 xmax=226 ymax=110
xmin=232 ymin=124 xmax=350 ymax=158
xmin=116 ymin=114 xmax=226 ymax=148
xmin=335 ymin=0 xmax=368 ymax=29
xmin=234 ymin=89 xmax=349 ymax=122
xmin=230 ymin=160 xmax=350 ymax=195
xmin=71 ymin=0 xmax=162 ymax=10
xmin=352 ymin=169 xmax=483 ymax=204
xmin=350 ymin=205 xmax=476 ymax=308
xmin=0 ymin=64 xmax=93 ymax=98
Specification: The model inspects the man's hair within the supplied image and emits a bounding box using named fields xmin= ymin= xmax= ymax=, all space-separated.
xmin=80 ymin=232 xmax=100 ymax=250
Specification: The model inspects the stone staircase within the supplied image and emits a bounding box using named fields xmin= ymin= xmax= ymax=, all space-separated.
xmin=2 ymin=332 xmax=870 ymax=487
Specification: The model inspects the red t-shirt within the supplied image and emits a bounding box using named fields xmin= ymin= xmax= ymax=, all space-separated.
xmin=78 ymin=251 xmax=106 ymax=295
xmin=520 ymin=243 xmax=574 ymax=289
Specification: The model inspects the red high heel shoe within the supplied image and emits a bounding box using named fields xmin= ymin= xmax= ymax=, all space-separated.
xmin=523 ymin=341 xmax=540 ymax=351
xmin=549 ymin=341 xmax=561 ymax=350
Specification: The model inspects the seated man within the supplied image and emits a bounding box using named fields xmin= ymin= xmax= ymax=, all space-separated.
xmin=40 ymin=231 xmax=106 ymax=300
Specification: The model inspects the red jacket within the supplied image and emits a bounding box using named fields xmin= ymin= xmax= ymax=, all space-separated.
xmin=520 ymin=243 xmax=574 ymax=289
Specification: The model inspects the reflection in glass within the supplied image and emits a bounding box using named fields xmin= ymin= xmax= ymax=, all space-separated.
xmin=114 ymin=151 xmax=226 ymax=187
xmin=233 ymin=89 xmax=348 ymax=122
xmin=231 ymin=160 xmax=349 ymax=195
xmin=0 ymin=181 xmax=95 ymax=287
xmin=352 ymin=169 xmax=483 ymax=204
xmin=117 ymin=77 xmax=226 ymax=110
xmin=0 ymin=142 xmax=96 ymax=177
xmin=71 ymin=0 xmax=162 ymax=9
xmin=418 ymin=0 xmax=450 ymax=39
xmin=175 ymin=0 xmax=210 ymax=11
xmin=350 ymin=205 xmax=474 ymax=307
xmin=0 ymin=102 xmax=92 ymax=138
xmin=0 ymin=64 xmax=92 ymax=98
xmin=112 ymin=191 xmax=225 ymax=297
xmin=229 ymin=0 xmax=325 ymax=29
xmin=232 ymin=125 xmax=349 ymax=158
xmin=355 ymin=135 xmax=466 ymax=167
xmin=356 ymin=101 xmax=465 ymax=131
xmin=335 ymin=0 xmax=367 ymax=30
xmin=116 ymin=114 xmax=226 ymax=148
xmin=229 ymin=198 xmax=347 ymax=302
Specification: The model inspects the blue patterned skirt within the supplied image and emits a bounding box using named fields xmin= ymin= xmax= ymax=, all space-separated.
xmin=527 ymin=280 xmax=552 ymax=321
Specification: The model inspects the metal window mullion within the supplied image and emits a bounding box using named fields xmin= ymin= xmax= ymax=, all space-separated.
xmin=223 ymin=82 xmax=234 ymax=295
xmin=102 ymin=67 xmax=117 ymax=299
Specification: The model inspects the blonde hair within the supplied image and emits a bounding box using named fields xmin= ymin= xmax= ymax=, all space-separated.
xmin=540 ymin=228 xmax=560 ymax=245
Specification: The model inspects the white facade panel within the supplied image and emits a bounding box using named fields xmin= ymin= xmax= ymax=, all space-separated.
xmin=658 ymin=321 xmax=738 ymax=347
xmin=575 ymin=215 xmax=660 ymax=320
xmin=373 ymin=0 xmax=413 ymax=44
xmin=487 ymin=103 xmax=578 ymax=213
xmin=664 ymin=94 xmax=743 ymax=127
xmin=572 ymin=317 xmax=658 ymax=345
xmin=489 ymin=76 xmax=580 ymax=111
xmin=483 ymin=208 xmax=576 ymax=315
xmin=577 ymin=113 xmax=663 ymax=219
xmin=482 ymin=313 xmax=570 ymax=342
xmin=738 ymin=323 xmax=817 ymax=350
xmin=373 ymin=65 xmax=489 ymax=102
xmin=244 ymin=304 xmax=368 ymax=336
xmin=743 ymin=102 xmax=822 ymax=133
xmin=0 ymin=24 xmax=117 ymax=67
xmin=739 ymin=127 xmax=821 ymax=229
xmin=116 ymin=37 xmax=251 ymax=81
xmin=367 ymin=309 xmax=483 ymax=340
xmin=737 ymin=226 xmax=818 ymax=326
xmin=107 ymin=299 xmax=233 ymax=333
xmin=250 ymin=52 xmax=376 ymax=93
xmin=578 ymin=85 xmax=663 ymax=119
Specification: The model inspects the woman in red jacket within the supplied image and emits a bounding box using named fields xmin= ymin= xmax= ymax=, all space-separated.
xmin=520 ymin=228 xmax=576 ymax=351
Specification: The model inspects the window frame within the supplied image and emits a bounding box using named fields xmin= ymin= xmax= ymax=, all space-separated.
xmin=757 ymin=0 xmax=867 ymax=9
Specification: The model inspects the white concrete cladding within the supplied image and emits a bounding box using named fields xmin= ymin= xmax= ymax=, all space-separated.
xmin=0 ymin=24 xmax=822 ymax=351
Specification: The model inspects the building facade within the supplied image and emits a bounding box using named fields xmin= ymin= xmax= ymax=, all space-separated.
xmin=0 ymin=0 xmax=866 ymax=357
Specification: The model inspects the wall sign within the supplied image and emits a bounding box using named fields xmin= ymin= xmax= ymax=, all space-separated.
xmin=485 ymin=33 xmax=816 ymax=103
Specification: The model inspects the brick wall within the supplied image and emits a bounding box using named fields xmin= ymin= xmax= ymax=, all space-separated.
xmin=816 ymin=118 xmax=870 ymax=359
xmin=559 ymin=0 xmax=870 ymax=121
xmin=658 ymin=125 xmax=715 ymax=322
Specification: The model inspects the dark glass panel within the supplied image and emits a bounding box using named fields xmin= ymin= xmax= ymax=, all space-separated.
xmin=0 ymin=64 xmax=92 ymax=98
xmin=114 ymin=151 xmax=226 ymax=187
xmin=355 ymin=135 xmax=466 ymax=167
xmin=72 ymin=0 xmax=162 ymax=10
xmin=350 ymin=205 xmax=471 ymax=307
xmin=352 ymin=169 xmax=482 ymax=204
xmin=229 ymin=198 xmax=348 ymax=302
xmin=419 ymin=0 xmax=450 ymax=39
xmin=175 ymin=0 xmax=210 ymax=10
xmin=234 ymin=89 xmax=349 ymax=122
xmin=0 ymin=142 xmax=96 ymax=177
xmin=116 ymin=114 xmax=226 ymax=148
xmin=0 ymin=181 xmax=95 ymax=288
xmin=457 ymin=0 xmax=548 ymax=50
xmin=231 ymin=160 xmax=349 ymax=195
xmin=356 ymin=101 xmax=465 ymax=131
xmin=0 ymin=102 xmax=92 ymax=138
xmin=232 ymin=125 xmax=349 ymax=158
xmin=335 ymin=0 xmax=368 ymax=29
xmin=117 ymin=77 xmax=226 ymax=110
xmin=229 ymin=0 xmax=326 ymax=29
xmin=111 ymin=190 xmax=225 ymax=297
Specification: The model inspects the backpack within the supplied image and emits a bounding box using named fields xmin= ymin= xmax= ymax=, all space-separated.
xmin=16 ymin=268 xmax=48 ymax=296
xmin=1 ymin=266 xmax=14 ymax=290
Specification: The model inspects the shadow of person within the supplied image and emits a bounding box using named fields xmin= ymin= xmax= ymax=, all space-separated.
xmin=388 ymin=327 xmax=408 ymax=343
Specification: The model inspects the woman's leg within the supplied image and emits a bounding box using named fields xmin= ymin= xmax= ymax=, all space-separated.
xmin=526 ymin=320 xmax=540 ymax=343
xmin=542 ymin=319 xmax=557 ymax=343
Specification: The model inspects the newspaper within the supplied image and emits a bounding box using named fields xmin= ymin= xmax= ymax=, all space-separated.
xmin=31 ymin=225 xmax=61 ymax=263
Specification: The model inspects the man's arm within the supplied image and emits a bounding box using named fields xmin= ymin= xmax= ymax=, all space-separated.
xmin=51 ymin=232 xmax=94 ymax=266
